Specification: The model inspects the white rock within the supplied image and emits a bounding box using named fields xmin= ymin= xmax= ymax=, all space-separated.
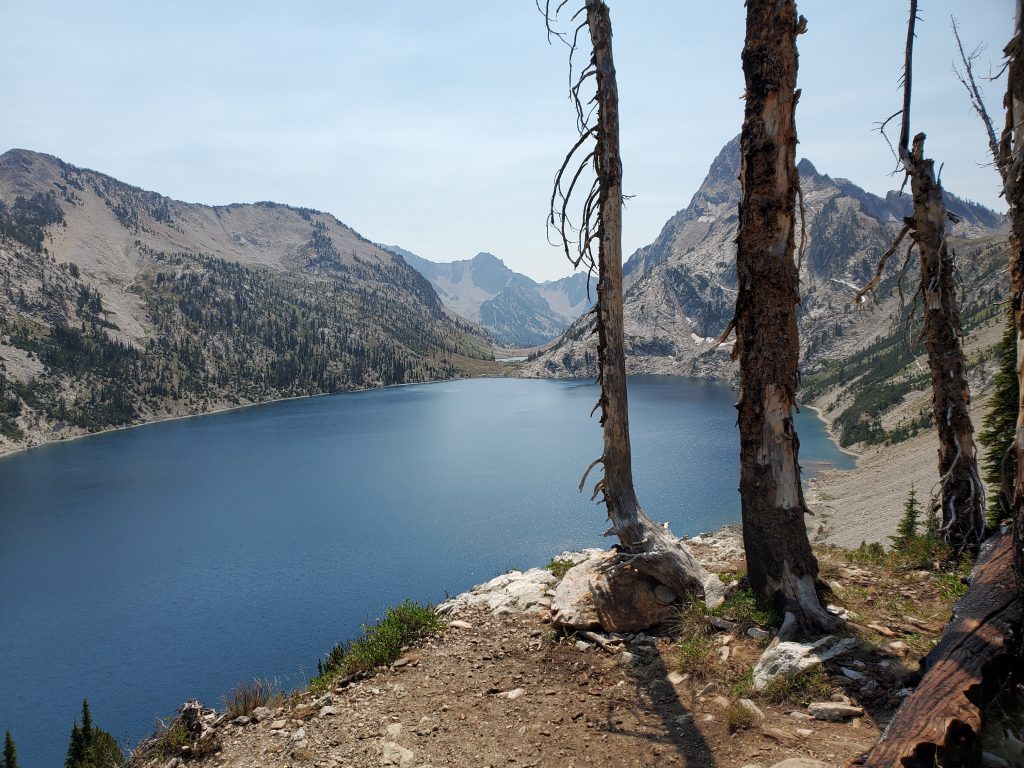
xmin=380 ymin=741 xmax=415 ymax=767
xmin=250 ymin=706 xmax=272 ymax=722
xmin=667 ymin=671 xmax=687 ymax=685
xmin=384 ymin=723 xmax=403 ymax=740
xmin=738 ymin=698 xmax=766 ymax=721
xmin=448 ymin=620 xmax=473 ymax=630
xmin=752 ymin=635 xmax=857 ymax=690
xmin=319 ymin=705 xmax=339 ymax=717
xmin=496 ymin=687 xmax=525 ymax=700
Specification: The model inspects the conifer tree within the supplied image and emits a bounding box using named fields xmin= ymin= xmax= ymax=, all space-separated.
xmin=80 ymin=699 xmax=93 ymax=746
xmin=978 ymin=311 xmax=1018 ymax=527
xmin=891 ymin=484 xmax=921 ymax=547
xmin=3 ymin=731 xmax=19 ymax=768
xmin=64 ymin=723 xmax=85 ymax=768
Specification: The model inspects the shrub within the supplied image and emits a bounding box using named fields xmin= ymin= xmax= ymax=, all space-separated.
xmin=545 ymin=558 xmax=575 ymax=578
xmin=671 ymin=635 xmax=716 ymax=679
xmin=758 ymin=666 xmax=832 ymax=706
xmin=725 ymin=703 xmax=755 ymax=733
xmin=222 ymin=678 xmax=280 ymax=719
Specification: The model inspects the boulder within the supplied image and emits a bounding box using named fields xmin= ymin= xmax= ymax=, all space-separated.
xmin=551 ymin=551 xmax=676 ymax=632
xmin=752 ymin=635 xmax=857 ymax=690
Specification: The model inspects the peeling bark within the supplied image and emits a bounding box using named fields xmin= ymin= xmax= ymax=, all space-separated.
xmin=734 ymin=0 xmax=838 ymax=639
xmin=1006 ymin=0 xmax=1024 ymax=588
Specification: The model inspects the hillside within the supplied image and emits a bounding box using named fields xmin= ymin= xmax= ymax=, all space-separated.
xmin=387 ymin=247 xmax=593 ymax=347
xmin=522 ymin=137 xmax=1008 ymax=386
xmin=0 ymin=149 xmax=498 ymax=453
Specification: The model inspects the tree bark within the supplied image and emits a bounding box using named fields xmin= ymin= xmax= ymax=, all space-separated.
xmin=734 ymin=0 xmax=839 ymax=639
xmin=584 ymin=0 xmax=723 ymax=608
xmin=854 ymin=531 xmax=1021 ymax=767
xmin=1006 ymin=0 xmax=1024 ymax=589
xmin=903 ymin=133 xmax=985 ymax=557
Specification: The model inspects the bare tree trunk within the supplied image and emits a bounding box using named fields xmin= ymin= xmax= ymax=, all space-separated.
xmin=1006 ymin=0 xmax=1024 ymax=588
xmin=734 ymin=0 xmax=839 ymax=640
xmin=905 ymin=134 xmax=985 ymax=557
xmin=894 ymin=1 xmax=985 ymax=558
xmin=581 ymin=0 xmax=724 ymax=607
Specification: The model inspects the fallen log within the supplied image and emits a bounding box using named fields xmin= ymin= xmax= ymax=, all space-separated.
xmin=853 ymin=530 xmax=1021 ymax=767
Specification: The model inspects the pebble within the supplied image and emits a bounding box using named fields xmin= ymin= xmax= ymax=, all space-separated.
xmin=269 ymin=719 xmax=288 ymax=730
xmin=448 ymin=620 xmax=473 ymax=630
xmin=667 ymin=671 xmax=687 ymax=685
xmin=319 ymin=705 xmax=339 ymax=717
xmin=250 ymin=706 xmax=272 ymax=722
xmin=496 ymin=687 xmax=525 ymax=700
xmin=738 ymin=698 xmax=766 ymax=721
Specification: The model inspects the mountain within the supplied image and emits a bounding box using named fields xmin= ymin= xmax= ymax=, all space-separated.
xmin=0 ymin=149 xmax=497 ymax=452
xmin=523 ymin=136 xmax=1008 ymax=380
xmin=384 ymin=247 xmax=593 ymax=347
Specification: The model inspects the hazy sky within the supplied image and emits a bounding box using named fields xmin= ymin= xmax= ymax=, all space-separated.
xmin=0 ymin=1 xmax=1013 ymax=281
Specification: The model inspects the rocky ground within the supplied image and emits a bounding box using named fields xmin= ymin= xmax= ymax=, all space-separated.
xmin=132 ymin=529 xmax=971 ymax=768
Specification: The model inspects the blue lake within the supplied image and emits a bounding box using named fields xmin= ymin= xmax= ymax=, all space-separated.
xmin=0 ymin=376 xmax=853 ymax=765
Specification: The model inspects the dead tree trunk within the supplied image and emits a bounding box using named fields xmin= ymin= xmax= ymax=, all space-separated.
xmin=854 ymin=531 xmax=1021 ymax=767
xmin=902 ymin=2 xmax=985 ymax=557
xmin=1005 ymin=0 xmax=1024 ymax=587
xmin=733 ymin=0 xmax=839 ymax=640
xmin=580 ymin=0 xmax=723 ymax=608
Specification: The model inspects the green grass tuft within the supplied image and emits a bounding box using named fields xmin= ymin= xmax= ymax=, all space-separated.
xmin=545 ymin=558 xmax=576 ymax=578
xmin=310 ymin=600 xmax=444 ymax=692
xmin=757 ymin=666 xmax=833 ymax=706
xmin=725 ymin=703 xmax=755 ymax=733
xmin=222 ymin=678 xmax=280 ymax=719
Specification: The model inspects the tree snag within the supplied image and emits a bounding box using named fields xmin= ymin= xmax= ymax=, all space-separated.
xmin=543 ymin=0 xmax=724 ymax=608
xmin=1001 ymin=0 xmax=1024 ymax=587
xmin=861 ymin=0 xmax=985 ymax=558
xmin=732 ymin=0 xmax=839 ymax=640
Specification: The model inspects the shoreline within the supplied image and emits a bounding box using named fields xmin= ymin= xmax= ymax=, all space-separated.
xmin=0 ymin=374 xmax=477 ymax=461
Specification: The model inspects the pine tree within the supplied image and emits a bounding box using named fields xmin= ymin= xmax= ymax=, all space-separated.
xmin=3 ymin=731 xmax=19 ymax=768
xmin=978 ymin=310 xmax=1018 ymax=528
xmin=80 ymin=699 xmax=93 ymax=747
xmin=64 ymin=723 xmax=85 ymax=768
xmin=891 ymin=484 xmax=921 ymax=547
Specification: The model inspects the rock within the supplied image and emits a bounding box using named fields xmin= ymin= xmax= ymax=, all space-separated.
xmin=747 ymin=627 xmax=771 ymax=640
xmin=752 ymin=635 xmax=857 ymax=690
xmin=769 ymin=760 xmax=830 ymax=768
xmin=293 ymin=703 xmax=315 ymax=719
xmin=708 ymin=616 xmax=736 ymax=631
xmin=269 ymin=719 xmax=288 ymax=730
xmin=291 ymin=727 xmax=307 ymax=742
xmin=496 ymin=688 xmax=525 ymax=700
xmin=760 ymin=726 xmax=798 ymax=746
xmin=550 ymin=551 xmax=676 ymax=632
xmin=738 ymin=698 xmax=766 ymax=721
xmin=667 ymin=671 xmax=687 ymax=685
xmin=885 ymin=640 xmax=910 ymax=657
xmin=788 ymin=710 xmax=815 ymax=720
xmin=319 ymin=705 xmax=339 ymax=717
xmin=619 ymin=651 xmax=638 ymax=665
xmin=830 ymin=693 xmax=852 ymax=705
xmin=232 ymin=715 xmax=251 ymax=725
xmin=717 ymin=645 xmax=731 ymax=662
xmin=384 ymin=723 xmax=403 ymax=740
xmin=654 ymin=584 xmax=677 ymax=605
xmin=867 ymin=622 xmax=896 ymax=637
xmin=840 ymin=666 xmax=865 ymax=681
xmin=415 ymin=716 xmax=439 ymax=735
xmin=250 ymin=706 xmax=272 ymax=722
xmin=448 ymin=620 xmax=473 ymax=630
xmin=575 ymin=640 xmax=594 ymax=651
xmin=380 ymin=741 xmax=415 ymax=767
xmin=807 ymin=702 xmax=865 ymax=721
xmin=796 ymin=727 xmax=814 ymax=737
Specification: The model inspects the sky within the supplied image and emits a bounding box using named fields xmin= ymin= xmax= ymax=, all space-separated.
xmin=0 ymin=1 xmax=1014 ymax=282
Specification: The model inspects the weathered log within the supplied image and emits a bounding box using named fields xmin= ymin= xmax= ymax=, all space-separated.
xmin=855 ymin=530 xmax=1021 ymax=767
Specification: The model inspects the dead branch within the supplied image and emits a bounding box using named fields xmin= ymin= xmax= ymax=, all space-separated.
xmin=854 ymin=222 xmax=912 ymax=304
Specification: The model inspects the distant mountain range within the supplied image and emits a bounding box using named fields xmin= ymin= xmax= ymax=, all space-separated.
xmin=383 ymin=247 xmax=593 ymax=347
xmin=0 ymin=149 xmax=496 ymax=452
xmin=523 ymin=135 xmax=1008 ymax=379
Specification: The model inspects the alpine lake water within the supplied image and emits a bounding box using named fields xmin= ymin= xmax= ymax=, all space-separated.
xmin=0 ymin=376 xmax=853 ymax=765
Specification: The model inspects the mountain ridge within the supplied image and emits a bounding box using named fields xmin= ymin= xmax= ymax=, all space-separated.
xmin=382 ymin=246 xmax=593 ymax=347
xmin=0 ymin=148 xmax=498 ymax=453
